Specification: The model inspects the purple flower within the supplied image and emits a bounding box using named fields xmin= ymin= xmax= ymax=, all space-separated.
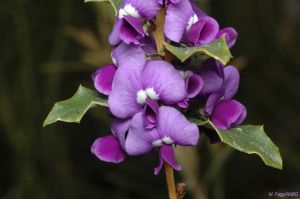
xmin=109 ymin=0 xmax=161 ymax=45
xmin=178 ymin=70 xmax=203 ymax=108
xmin=164 ymin=0 xmax=219 ymax=45
xmin=93 ymin=43 xmax=146 ymax=95
xmin=216 ymin=27 xmax=238 ymax=48
xmin=125 ymin=106 xmax=199 ymax=174
xmin=108 ymin=60 xmax=185 ymax=120
xmin=201 ymin=61 xmax=247 ymax=129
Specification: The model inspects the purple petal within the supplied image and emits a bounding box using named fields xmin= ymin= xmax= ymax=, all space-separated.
xmin=122 ymin=0 xmax=161 ymax=19
xmin=111 ymin=118 xmax=131 ymax=149
xmin=157 ymin=106 xmax=199 ymax=146
xmin=186 ymin=74 xmax=203 ymax=98
xmin=216 ymin=27 xmax=238 ymax=48
xmin=109 ymin=19 xmax=122 ymax=45
xmin=142 ymin=61 xmax=185 ymax=104
xmin=143 ymin=99 xmax=159 ymax=129
xmin=125 ymin=112 xmax=160 ymax=155
xmin=205 ymin=90 xmax=224 ymax=115
xmin=186 ymin=16 xmax=219 ymax=45
xmin=211 ymin=99 xmax=247 ymax=129
xmin=154 ymin=145 xmax=181 ymax=175
xmin=108 ymin=65 xmax=143 ymax=118
xmin=112 ymin=43 xmax=146 ymax=69
xmin=119 ymin=16 xmax=144 ymax=45
xmin=223 ymin=66 xmax=240 ymax=100
xmin=165 ymin=0 xmax=194 ymax=42
xmin=198 ymin=59 xmax=224 ymax=94
xmin=92 ymin=64 xmax=117 ymax=95
xmin=140 ymin=37 xmax=157 ymax=55
xmin=177 ymin=99 xmax=189 ymax=109
xmin=91 ymin=135 xmax=125 ymax=163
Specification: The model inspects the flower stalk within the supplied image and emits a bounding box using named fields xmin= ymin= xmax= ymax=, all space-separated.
xmin=164 ymin=162 xmax=177 ymax=199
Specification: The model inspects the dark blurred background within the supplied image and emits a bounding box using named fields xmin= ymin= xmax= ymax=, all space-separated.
xmin=0 ymin=0 xmax=299 ymax=198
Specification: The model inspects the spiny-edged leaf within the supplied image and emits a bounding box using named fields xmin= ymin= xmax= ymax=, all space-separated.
xmin=164 ymin=36 xmax=232 ymax=65
xmin=208 ymin=121 xmax=283 ymax=170
xmin=43 ymin=85 xmax=108 ymax=127
xmin=84 ymin=0 xmax=123 ymax=14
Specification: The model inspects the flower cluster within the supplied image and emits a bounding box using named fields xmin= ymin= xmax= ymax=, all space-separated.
xmin=91 ymin=0 xmax=246 ymax=174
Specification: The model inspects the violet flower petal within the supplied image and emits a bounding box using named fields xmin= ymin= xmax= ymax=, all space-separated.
xmin=125 ymin=112 xmax=160 ymax=155
xmin=119 ymin=16 xmax=144 ymax=45
xmin=111 ymin=118 xmax=131 ymax=149
xmin=144 ymin=99 xmax=159 ymax=129
xmin=109 ymin=19 xmax=122 ymax=45
xmin=211 ymin=99 xmax=247 ymax=129
xmin=112 ymin=43 xmax=146 ymax=69
xmin=223 ymin=66 xmax=240 ymax=100
xmin=157 ymin=106 xmax=199 ymax=146
xmin=186 ymin=74 xmax=203 ymax=98
xmin=205 ymin=90 xmax=224 ymax=115
xmin=198 ymin=59 xmax=224 ymax=94
xmin=92 ymin=64 xmax=117 ymax=95
xmin=108 ymin=65 xmax=144 ymax=118
xmin=122 ymin=0 xmax=161 ymax=19
xmin=154 ymin=145 xmax=181 ymax=175
xmin=216 ymin=27 xmax=238 ymax=48
xmin=142 ymin=61 xmax=185 ymax=104
xmin=186 ymin=16 xmax=219 ymax=45
xmin=91 ymin=135 xmax=125 ymax=163
xmin=165 ymin=0 xmax=194 ymax=42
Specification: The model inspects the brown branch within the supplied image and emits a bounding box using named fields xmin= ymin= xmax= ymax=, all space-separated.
xmin=152 ymin=7 xmax=166 ymax=56
xmin=164 ymin=163 xmax=177 ymax=199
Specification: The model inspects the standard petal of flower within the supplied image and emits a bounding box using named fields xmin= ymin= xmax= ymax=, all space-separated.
xmin=165 ymin=0 xmax=194 ymax=42
xmin=123 ymin=0 xmax=161 ymax=19
xmin=112 ymin=43 xmax=146 ymax=69
xmin=109 ymin=19 xmax=122 ymax=45
xmin=108 ymin=65 xmax=144 ymax=118
xmin=111 ymin=118 xmax=131 ymax=149
xmin=119 ymin=16 xmax=144 ymax=45
xmin=154 ymin=145 xmax=181 ymax=175
xmin=216 ymin=27 xmax=238 ymax=48
xmin=157 ymin=106 xmax=199 ymax=146
xmin=211 ymin=99 xmax=247 ymax=129
xmin=223 ymin=66 xmax=240 ymax=100
xmin=142 ymin=61 xmax=185 ymax=104
xmin=91 ymin=135 xmax=125 ymax=163
xmin=125 ymin=112 xmax=160 ymax=155
xmin=186 ymin=74 xmax=203 ymax=98
xmin=92 ymin=64 xmax=117 ymax=95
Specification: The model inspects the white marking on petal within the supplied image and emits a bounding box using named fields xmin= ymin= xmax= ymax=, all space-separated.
xmin=119 ymin=4 xmax=140 ymax=19
xmin=136 ymin=90 xmax=147 ymax=104
xmin=162 ymin=136 xmax=173 ymax=145
xmin=145 ymin=88 xmax=159 ymax=100
xmin=111 ymin=53 xmax=117 ymax=65
xmin=152 ymin=139 xmax=163 ymax=147
xmin=179 ymin=70 xmax=193 ymax=79
xmin=186 ymin=14 xmax=199 ymax=32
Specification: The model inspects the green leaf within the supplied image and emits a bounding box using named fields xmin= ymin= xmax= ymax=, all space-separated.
xmin=43 ymin=85 xmax=108 ymax=127
xmin=84 ymin=0 xmax=123 ymax=14
xmin=207 ymin=121 xmax=283 ymax=170
xmin=164 ymin=36 xmax=233 ymax=65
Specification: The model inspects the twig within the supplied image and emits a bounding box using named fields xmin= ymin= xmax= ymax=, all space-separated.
xmin=164 ymin=163 xmax=177 ymax=199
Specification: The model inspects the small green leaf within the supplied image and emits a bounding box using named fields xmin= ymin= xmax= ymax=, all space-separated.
xmin=43 ymin=85 xmax=108 ymax=127
xmin=84 ymin=0 xmax=123 ymax=14
xmin=164 ymin=36 xmax=232 ymax=65
xmin=207 ymin=121 xmax=283 ymax=170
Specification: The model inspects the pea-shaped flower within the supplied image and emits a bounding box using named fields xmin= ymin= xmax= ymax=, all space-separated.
xmin=125 ymin=106 xmax=199 ymax=174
